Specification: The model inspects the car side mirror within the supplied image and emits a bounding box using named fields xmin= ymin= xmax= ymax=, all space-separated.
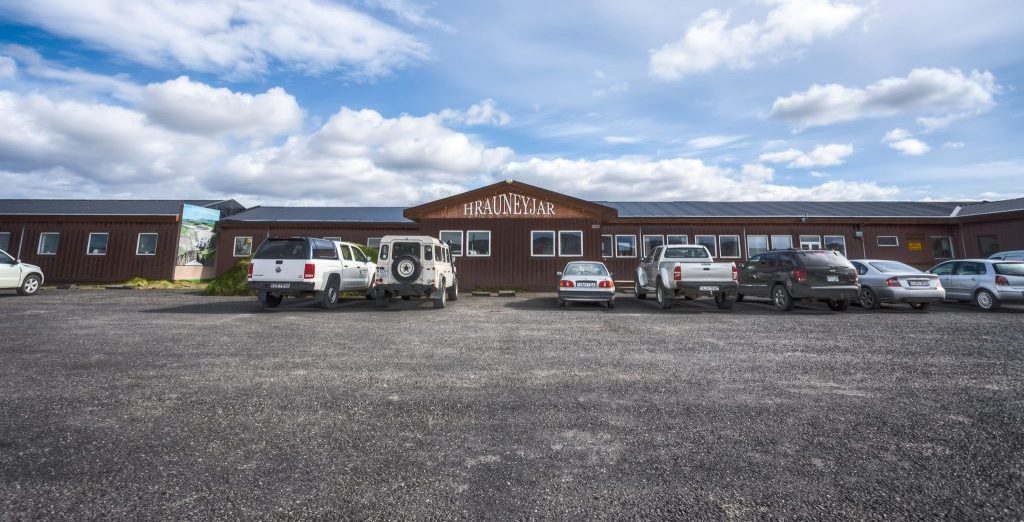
xmin=556 ymin=271 xmax=563 ymax=277
xmin=16 ymin=259 xmax=21 ymax=264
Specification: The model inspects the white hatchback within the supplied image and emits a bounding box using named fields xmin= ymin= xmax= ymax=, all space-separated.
xmin=557 ymin=261 xmax=615 ymax=308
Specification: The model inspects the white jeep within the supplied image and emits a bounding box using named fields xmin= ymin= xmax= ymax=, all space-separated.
xmin=374 ymin=235 xmax=458 ymax=309
xmin=248 ymin=237 xmax=377 ymax=309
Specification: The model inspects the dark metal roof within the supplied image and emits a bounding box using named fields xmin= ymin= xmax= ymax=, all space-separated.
xmin=0 ymin=199 xmax=241 ymax=216
xmin=222 ymin=206 xmax=412 ymax=223
xmin=598 ymin=200 xmax=961 ymax=218
xmin=956 ymin=197 xmax=1024 ymax=217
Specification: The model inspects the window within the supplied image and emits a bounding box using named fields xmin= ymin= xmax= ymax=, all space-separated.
xmin=440 ymin=230 xmax=463 ymax=256
xmin=665 ymin=246 xmax=712 ymax=259
xmin=771 ymin=235 xmax=792 ymax=250
xmin=434 ymin=245 xmax=443 ymax=261
xmin=799 ymin=235 xmax=821 ymax=250
xmin=747 ymin=235 xmax=768 ymax=258
xmin=666 ymin=234 xmax=688 ymax=245
xmin=531 ymin=231 xmax=555 ymax=257
xmin=0 ymin=232 xmax=9 ymax=252
xmin=424 ymin=246 xmax=433 ymax=261
xmin=931 ymin=236 xmax=954 ymax=259
xmin=233 ymin=236 xmax=253 ymax=257
xmin=467 ymin=231 xmax=491 ymax=256
xmin=977 ymin=235 xmax=1000 ymax=258
xmin=313 ymin=239 xmax=339 ymax=260
xmin=695 ymin=235 xmax=717 ymax=257
xmin=559 ymin=231 xmax=583 ymax=257
xmin=563 ymin=262 xmax=609 ymax=276
xmin=255 ymin=238 xmax=308 ymax=259
xmin=352 ymin=246 xmax=370 ymax=263
xmin=869 ymin=261 xmax=921 ymax=274
xmin=615 ymin=235 xmax=637 ymax=257
xmin=0 ymin=250 xmax=13 ymax=264
xmin=38 ymin=233 xmax=60 ymax=255
xmin=823 ymin=235 xmax=847 ymax=256
xmin=953 ymin=262 xmax=986 ymax=276
xmin=601 ymin=235 xmax=613 ymax=258
xmin=340 ymin=245 xmax=353 ymax=261
xmin=366 ymin=237 xmax=381 ymax=249
xmin=87 ymin=233 xmax=108 ymax=255
xmin=929 ymin=262 xmax=955 ymax=275
xmin=719 ymin=235 xmax=740 ymax=258
xmin=379 ymin=244 xmax=390 ymax=260
xmin=852 ymin=261 xmax=868 ymax=276
xmin=876 ymin=236 xmax=899 ymax=247
xmin=136 ymin=233 xmax=158 ymax=256
xmin=392 ymin=242 xmax=421 ymax=259
xmin=323 ymin=237 xmax=342 ymax=242
xmin=642 ymin=235 xmax=664 ymax=256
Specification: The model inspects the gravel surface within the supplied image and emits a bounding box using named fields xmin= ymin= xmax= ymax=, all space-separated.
xmin=1 ymin=289 xmax=1022 ymax=519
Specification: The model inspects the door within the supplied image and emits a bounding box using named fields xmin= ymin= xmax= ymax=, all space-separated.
xmin=350 ymin=246 xmax=374 ymax=287
xmin=0 ymin=250 xmax=19 ymax=288
xmin=339 ymin=245 xmax=361 ymax=289
xmin=640 ymin=247 xmax=660 ymax=289
xmin=949 ymin=261 xmax=984 ymax=298
xmin=928 ymin=261 xmax=956 ymax=297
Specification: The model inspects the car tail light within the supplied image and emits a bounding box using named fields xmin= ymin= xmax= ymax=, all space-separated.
xmin=304 ymin=263 xmax=316 ymax=279
xmin=793 ymin=268 xmax=807 ymax=283
xmin=731 ymin=265 xmax=738 ymax=281
xmin=247 ymin=263 xmax=253 ymax=279
xmin=599 ymin=280 xmax=614 ymax=288
xmin=885 ymin=276 xmax=901 ymax=288
xmin=560 ymin=280 xmax=574 ymax=288
xmin=673 ymin=266 xmax=681 ymax=281
xmin=996 ymin=275 xmax=1010 ymax=286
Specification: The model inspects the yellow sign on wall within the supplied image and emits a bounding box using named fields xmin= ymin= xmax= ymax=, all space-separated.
xmin=907 ymin=241 xmax=924 ymax=252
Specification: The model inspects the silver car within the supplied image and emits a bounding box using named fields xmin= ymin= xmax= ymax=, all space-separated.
xmin=928 ymin=259 xmax=1024 ymax=311
xmin=988 ymin=250 xmax=1024 ymax=261
xmin=557 ymin=261 xmax=615 ymax=308
xmin=850 ymin=259 xmax=944 ymax=310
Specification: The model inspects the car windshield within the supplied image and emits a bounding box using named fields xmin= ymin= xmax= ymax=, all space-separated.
xmin=663 ymin=247 xmax=709 ymax=259
xmin=994 ymin=263 xmax=1024 ymax=276
xmin=869 ymin=261 xmax=921 ymax=274
xmin=798 ymin=251 xmax=852 ymax=268
xmin=254 ymin=239 xmax=308 ymax=260
xmin=392 ymin=242 xmax=422 ymax=259
xmin=0 ymin=250 xmax=13 ymax=264
xmin=563 ymin=263 xmax=608 ymax=276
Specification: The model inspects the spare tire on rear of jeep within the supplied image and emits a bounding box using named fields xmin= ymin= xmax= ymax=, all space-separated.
xmin=392 ymin=255 xmax=422 ymax=283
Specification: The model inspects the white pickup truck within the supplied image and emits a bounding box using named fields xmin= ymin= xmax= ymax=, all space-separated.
xmin=634 ymin=244 xmax=738 ymax=309
xmin=247 ymin=237 xmax=376 ymax=309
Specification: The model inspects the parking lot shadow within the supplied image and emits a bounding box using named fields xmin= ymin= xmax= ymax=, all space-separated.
xmin=141 ymin=297 xmax=382 ymax=315
xmin=503 ymin=295 xmax=841 ymax=315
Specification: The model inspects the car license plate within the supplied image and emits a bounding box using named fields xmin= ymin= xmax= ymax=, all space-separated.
xmin=699 ymin=286 xmax=719 ymax=292
xmin=908 ymin=280 xmax=928 ymax=287
xmin=576 ymin=282 xmax=596 ymax=288
xmin=269 ymin=283 xmax=290 ymax=289
xmin=826 ymin=275 xmax=839 ymax=282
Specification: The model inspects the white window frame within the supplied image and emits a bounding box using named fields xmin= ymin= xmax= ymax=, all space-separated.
xmin=466 ymin=230 xmax=491 ymax=257
xmin=323 ymin=236 xmax=343 ymax=242
xmin=666 ymin=234 xmax=688 ymax=245
xmin=366 ymin=237 xmax=381 ymax=249
xmin=86 ymin=232 xmax=109 ymax=256
xmin=558 ymin=230 xmax=584 ymax=257
xmin=876 ymin=236 xmax=899 ymax=247
xmin=719 ymin=235 xmax=741 ymax=259
xmin=601 ymin=234 xmax=614 ymax=258
xmin=233 ymin=236 xmax=253 ymax=258
xmin=823 ymin=235 xmax=847 ymax=256
xmin=37 ymin=232 xmax=59 ymax=255
xmin=530 ymin=230 xmax=556 ymax=257
xmin=746 ymin=235 xmax=769 ymax=258
xmin=136 ymin=233 xmax=158 ymax=256
xmin=931 ymin=236 xmax=955 ymax=259
xmin=615 ymin=234 xmax=637 ymax=258
xmin=642 ymin=234 xmax=665 ymax=257
xmin=799 ymin=235 xmax=821 ymax=250
xmin=770 ymin=235 xmax=793 ymax=250
xmin=439 ymin=230 xmax=463 ymax=257
xmin=695 ymin=235 xmax=718 ymax=257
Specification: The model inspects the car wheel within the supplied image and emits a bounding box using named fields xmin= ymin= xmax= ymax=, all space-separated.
xmin=17 ymin=274 xmax=41 ymax=296
xmin=606 ymin=299 xmax=615 ymax=309
xmin=735 ymin=293 xmax=744 ymax=302
xmin=321 ymin=278 xmax=340 ymax=309
xmin=260 ymin=293 xmax=282 ymax=309
xmin=858 ymin=287 xmax=880 ymax=310
xmin=772 ymin=285 xmax=794 ymax=311
xmin=827 ymin=299 xmax=851 ymax=311
xmin=376 ymin=293 xmax=390 ymax=308
xmin=975 ymin=289 xmax=1000 ymax=311
xmin=558 ymin=298 xmax=566 ymax=307
xmin=433 ymin=282 xmax=447 ymax=309
xmin=634 ymin=282 xmax=646 ymax=300
xmin=909 ymin=302 xmax=930 ymax=311
xmin=447 ymin=278 xmax=459 ymax=301
xmin=656 ymin=280 xmax=672 ymax=309
xmin=714 ymin=293 xmax=734 ymax=310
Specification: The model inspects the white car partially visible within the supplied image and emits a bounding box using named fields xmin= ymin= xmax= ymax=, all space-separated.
xmin=0 ymin=249 xmax=44 ymax=295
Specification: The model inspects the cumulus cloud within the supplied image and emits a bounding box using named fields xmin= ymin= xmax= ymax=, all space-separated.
xmin=770 ymin=68 xmax=998 ymax=130
xmin=688 ymin=134 xmax=744 ymax=149
xmin=650 ymin=0 xmax=862 ymax=79
xmin=943 ymin=141 xmax=965 ymax=149
xmin=0 ymin=0 xmax=428 ymax=78
xmin=759 ymin=143 xmax=853 ymax=168
xmin=604 ymin=136 xmax=641 ymax=145
xmin=0 ymin=56 xmax=15 ymax=80
xmin=882 ymin=128 xmax=930 ymax=156
xmin=363 ymin=0 xmax=453 ymax=31
xmin=437 ymin=98 xmax=511 ymax=126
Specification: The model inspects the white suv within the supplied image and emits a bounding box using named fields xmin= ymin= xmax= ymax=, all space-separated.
xmin=0 ymin=249 xmax=44 ymax=295
xmin=248 ymin=237 xmax=376 ymax=309
xmin=375 ymin=235 xmax=458 ymax=308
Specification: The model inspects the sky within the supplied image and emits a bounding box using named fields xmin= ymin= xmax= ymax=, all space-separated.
xmin=0 ymin=0 xmax=1022 ymax=207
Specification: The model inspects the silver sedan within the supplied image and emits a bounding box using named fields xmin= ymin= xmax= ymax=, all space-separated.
xmin=557 ymin=261 xmax=616 ymax=308
xmin=850 ymin=259 xmax=945 ymax=310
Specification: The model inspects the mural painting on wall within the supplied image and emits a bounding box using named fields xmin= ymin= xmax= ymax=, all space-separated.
xmin=177 ymin=204 xmax=221 ymax=266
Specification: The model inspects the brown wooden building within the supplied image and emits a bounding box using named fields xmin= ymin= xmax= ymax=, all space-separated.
xmin=215 ymin=180 xmax=1024 ymax=291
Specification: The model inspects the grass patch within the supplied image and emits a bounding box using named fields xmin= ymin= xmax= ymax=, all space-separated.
xmin=120 ymin=277 xmax=208 ymax=289
xmin=205 ymin=260 xmax=254 ymax=296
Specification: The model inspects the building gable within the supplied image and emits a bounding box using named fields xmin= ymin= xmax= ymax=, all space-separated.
xmin=403 ymin=180 xmax=617 ymax=221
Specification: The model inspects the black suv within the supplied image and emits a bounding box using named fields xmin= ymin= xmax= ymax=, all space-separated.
xmin=737 ymin=250 xmax=859 ymax=311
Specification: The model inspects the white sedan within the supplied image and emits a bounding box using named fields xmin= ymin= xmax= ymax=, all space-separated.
xmin=0 ymin=249 xmax=44 ymax=295
xmin=557 ymin=261 xmax=615 ymax=308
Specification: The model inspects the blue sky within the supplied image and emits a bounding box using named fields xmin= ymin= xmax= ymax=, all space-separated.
xmin=0 ymin=0 xmax=1022 ymax=206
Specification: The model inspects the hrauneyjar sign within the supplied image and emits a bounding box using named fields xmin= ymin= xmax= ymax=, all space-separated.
xmin=462 ymin=193 xmax=557 ymax=217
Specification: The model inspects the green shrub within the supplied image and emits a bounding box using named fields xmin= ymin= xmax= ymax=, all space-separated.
xmin=205 ymin=260 xmax=253 ymax=296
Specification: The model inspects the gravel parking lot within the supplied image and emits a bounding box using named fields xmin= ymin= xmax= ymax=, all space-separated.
xmin=1 ymin=289 xmax=1022 ymax=519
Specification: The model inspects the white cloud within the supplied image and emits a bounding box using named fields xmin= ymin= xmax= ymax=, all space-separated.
xmin=759 ymin=143 xmax=853 ymax=168
xmin=438 ymin=98 xmax=511 ymax=126
xmin=363 ymin=0 xmax=453 ymax=32
xmin=592 ymin=82 xmax=629 ymax=98
xmin=770 ymin=68 xmax=998 ymax=130
xmin=943 ymin=142 xmax=965 ymax=149
xmin=688 ymin=134 xmax=744 ymax=149
xmin=2 ymin=45 xmax=141 ymax=101
xmin=0 ymin=56 xmax=15 ymax=80
xmin=649 ymin=0 xmax=862 ymax=79
xmin=882 ymin=128 xmax=930 ymax=156
xmin=740 ymin=163 xmax=774 ymax=183
xmin=809 ymin=171 xmax=829 ymax=178
xmin=140 ymin=76 xmax=303 ymax=137
xmin=604 ymin=136 xmax=641 ymax=145
xmin=0 ymin=0 xmax=428 ymax=78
